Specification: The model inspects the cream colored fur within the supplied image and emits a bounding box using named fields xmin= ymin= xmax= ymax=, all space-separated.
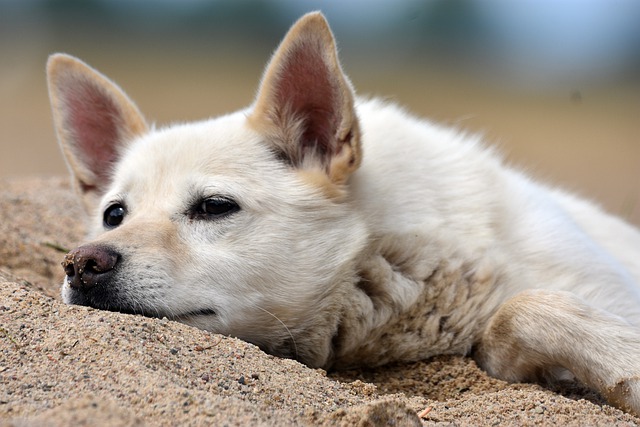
xmin=48 ymin=12 xmax=640 ymax=416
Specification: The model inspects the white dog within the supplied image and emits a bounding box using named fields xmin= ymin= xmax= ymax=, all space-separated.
xmin=48 ymin=12 xmax=640 ymax=416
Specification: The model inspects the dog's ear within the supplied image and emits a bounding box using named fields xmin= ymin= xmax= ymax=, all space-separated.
xmin=249 ymin=12 xmax=361 ymax=187
xmin=47 ymin=54 xmax=148 ymax=211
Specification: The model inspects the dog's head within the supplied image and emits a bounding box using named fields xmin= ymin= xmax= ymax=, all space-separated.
xmin=47 ymin=12 xmax=366 ymax=368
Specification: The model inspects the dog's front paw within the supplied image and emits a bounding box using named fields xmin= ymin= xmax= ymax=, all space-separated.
xmin=476 ymin=290 xmax=640 ymax=418
xmin=607 ymin=376 xmax=640 ymax=417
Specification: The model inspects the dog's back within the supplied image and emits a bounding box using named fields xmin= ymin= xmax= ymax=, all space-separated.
xmin=352 ymin=98 xmax=640 ymax=322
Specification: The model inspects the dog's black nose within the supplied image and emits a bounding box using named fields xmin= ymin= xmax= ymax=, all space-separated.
xmin=62 ymin=245 xmax=119 ymax=290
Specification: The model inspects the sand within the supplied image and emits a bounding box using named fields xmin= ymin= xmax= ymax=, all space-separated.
xmin=1 ymin=176 xmax=639 ymax=426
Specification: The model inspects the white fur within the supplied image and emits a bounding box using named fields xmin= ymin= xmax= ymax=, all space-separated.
xmin=354 ymin=99 xmax=640 ymax=318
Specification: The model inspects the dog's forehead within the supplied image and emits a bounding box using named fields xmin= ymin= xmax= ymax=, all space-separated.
xmin=143 ymin=112 xmax=267 ymax=165
xmin=116 ymin=112 xmax=279 ymax=186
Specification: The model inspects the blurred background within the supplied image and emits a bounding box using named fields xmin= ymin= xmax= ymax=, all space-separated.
xmin=1 ymin=0 xmax=639 ymax=225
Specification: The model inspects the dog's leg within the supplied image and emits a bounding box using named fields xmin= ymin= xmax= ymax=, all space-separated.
xmin=475 ymin=289 xmax=640 ymax=416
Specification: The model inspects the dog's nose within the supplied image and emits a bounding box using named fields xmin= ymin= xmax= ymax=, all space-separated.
xmin=62 ymin=245 xmax=119 ymax=290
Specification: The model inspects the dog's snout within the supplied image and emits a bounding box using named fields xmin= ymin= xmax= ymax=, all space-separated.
xmin=62 ymin=245 xmax=119 ymax=290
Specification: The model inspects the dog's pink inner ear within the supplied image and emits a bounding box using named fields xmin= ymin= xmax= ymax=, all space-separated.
xmin=250 ymin=14 xmax=360 ymax=181
xmin=272 ymin=43 xmax=339 ymax=162
xmin=65 ymin=81 xmax=122 ymax=192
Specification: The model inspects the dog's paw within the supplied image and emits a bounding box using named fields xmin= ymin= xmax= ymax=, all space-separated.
xmin=607 ymin=376 xmax=640 ymax=417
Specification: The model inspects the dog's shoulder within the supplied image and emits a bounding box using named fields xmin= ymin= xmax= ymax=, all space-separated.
xmin=351 ymin=97 xmax=508 ymax=251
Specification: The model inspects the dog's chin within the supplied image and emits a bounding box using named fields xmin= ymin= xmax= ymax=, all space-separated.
xmin=61 ymin=280 xmax=89 ymax=306
xmin=173 ymin=308 xmax=217 ymax=321
xmin=174 ymin=311 xmax=221 ymax=331
xmin=61 ymin=280 xmax=124 ymax=312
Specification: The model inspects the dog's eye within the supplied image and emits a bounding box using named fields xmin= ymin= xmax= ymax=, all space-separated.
xmin=194 ymin=198 xmax=239 ymax=219
xmin=103 ymin=203 xmax=126 ymax=228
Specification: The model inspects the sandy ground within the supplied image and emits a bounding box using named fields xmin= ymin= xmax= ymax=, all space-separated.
xmin=1 ymin=177 xmax=640 ymax=426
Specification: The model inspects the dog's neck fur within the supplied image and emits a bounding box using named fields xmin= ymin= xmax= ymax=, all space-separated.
xmin=323 ymin=231 xmax=506 ymax=369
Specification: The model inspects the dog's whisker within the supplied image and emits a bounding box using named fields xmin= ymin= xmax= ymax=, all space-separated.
xmin=254 ymin=305 xmax=298 ymax=361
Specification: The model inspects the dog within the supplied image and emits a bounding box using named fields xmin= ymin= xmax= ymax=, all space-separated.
xmin=47 ymin=12 xmax=640 ymax=416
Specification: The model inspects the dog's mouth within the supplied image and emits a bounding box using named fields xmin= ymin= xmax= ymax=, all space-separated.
xmin=67 ymin=290 xmax=217 ymax=320
xmin=100 ymin=305 xmax=218 ymax=321
xmin=64 ymin=276 xmax=218 ymax=319
xmin=109 ymin=306 xmax=218 ymax=320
